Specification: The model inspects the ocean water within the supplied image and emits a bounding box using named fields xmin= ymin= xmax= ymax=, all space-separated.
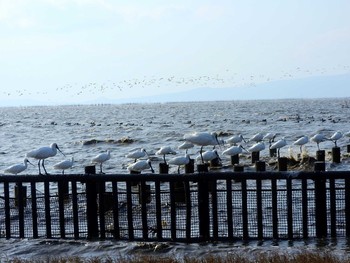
xmin=1 ymin=98 xmax=350 ymax=259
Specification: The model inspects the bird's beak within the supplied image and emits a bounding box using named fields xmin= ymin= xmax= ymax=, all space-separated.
xmin=149 ymin=163 xmax=155 ymax=173
xmin=57 ymin=146 xmax=66 ymax=157
xmin=28 ymin=160 xmax=35 ymax=166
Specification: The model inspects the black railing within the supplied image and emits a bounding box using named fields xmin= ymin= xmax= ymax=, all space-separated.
xmin=1 ymin=171 xmax=350 ymax=241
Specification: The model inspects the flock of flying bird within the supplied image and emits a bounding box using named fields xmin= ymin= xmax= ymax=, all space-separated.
xmin=3 ymin=130 xmax=350 ymax=176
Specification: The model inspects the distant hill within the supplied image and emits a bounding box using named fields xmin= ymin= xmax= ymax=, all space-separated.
xmin=115 ymin=73 xmax=350 ymax=103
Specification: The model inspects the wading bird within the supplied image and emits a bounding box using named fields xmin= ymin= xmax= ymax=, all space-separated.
xmin=53 ymin=157 xmax=74 ymax=175
xmin=4 ymin=158 xmax=33 ymax=175
xmin=26 ymin=143 xmax=65 ymax=175
xmin=156 ymin=146 xmax=176 ymax=165
xmin=168 ymin=154 xmax=191 ymax=174
xmin=270 ymin=138 xmax=287 ymax=158
xmin=127 ymin=159 xmax=154 ymax=173
xmin=293 ymin=136 xmax=309 ymax=153
xmin=330 ymin=131 xmax=342 ymax=147
xmin=184 ymin=132 xmax=220 ymax=163
xmin=126 ymin=148 xmax=148 ymax=162
xmin=91 ymin=150 xmax=111 ymax=174
xmin=310 ymin=133 xmax=327 ymax=150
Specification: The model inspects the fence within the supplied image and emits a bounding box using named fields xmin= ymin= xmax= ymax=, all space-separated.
xmin=1 ymin=170 xmax=350 ymax=242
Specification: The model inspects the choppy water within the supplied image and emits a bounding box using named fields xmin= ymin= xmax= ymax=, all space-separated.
xmin=1 ymin=98 xmax=350 ymax=259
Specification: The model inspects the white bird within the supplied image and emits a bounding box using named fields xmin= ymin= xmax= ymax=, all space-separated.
xmin=4 ymin=158 xmax=33 ymax=175
xmin=222 ymin=145 xmax=246 ymax=156
xmin=178 ymin=141 xmax=194 ymax=153
xmin=127 ymin=159 xmax=154 ymax=173
xmin=330 ymin=131 xmax=342 ymax=147
xmin=263 ymin=133 xmax=277 ymax=146
xmin=249 ymin=132 xmax=264 ymax=142
xmin=184 ymin=132 xmax=220 ymax=163
xmin=26 ymin=143 xmax=65 ymax=175
xmin=53 ymin=157 xmax=74 ymax=175
xmin=310 ymin=133 xmax=327 ymax=150
xmin=126 ymin=148 xmax=148 ymax=162
xmin=168 ymin=154 xmax=191 ymax=174
xmin=248 ymin=142 xmax=265 ymax=153
xmin=91 ymin=150 xmax=111 ymax=174
xmin=196 ymin=149 xmax=221 ymax=163
xmin=293 ymin=136 xmax=309 ymax=153
xmin=270 ymin=138 xmax=287 ymax=158
xmin=226 ymin=134 xmax=246 ymax=145
xmin=156 ymin=146 xmax=176 ymax=164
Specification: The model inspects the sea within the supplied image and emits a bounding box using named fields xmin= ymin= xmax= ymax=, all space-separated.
xmin=1 ymin=98 xmax=350 ymax=260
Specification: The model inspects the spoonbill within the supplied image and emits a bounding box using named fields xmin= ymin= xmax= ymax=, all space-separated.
xmin=196 ymin=149 xmax=221 ymax=163
xmin=156 ymin=146 xmax=176 ymax=164
xmin=248 ymin=142 xmax=265 ymax=153
xmin=178 ymin=141 xmax=194 ymax=153
xmin=91 ymin=150 xmax=111 ymax=174
xmin=53 ymin=157 xmax=74 ymax=175
xmin=127 ymin=159 xmax=154 ymax=173
xmin=293 ymin=136 xmax=309 ymax=153
xmin=168 ymin=154 xmax=191 ymax=174
xmin=222 ymin=145 xmax=246 ymax=156
xmin=26 ymin=143 xmax=65 ymax=175
xmin=184 ymin=132 xmax=220 ymax=163
xmin=270 ymin=138 xmax=287 ymax=158
xmin=330 ymin=131 xmax=342 ymax=147
xmin=249 ymin=132 xmax=264 ymax=143
xmin=4 ymin=158 xmax=33 ymax=175
xmin=263 ymin=133 xmax=277 ymax=146
xmin=310 ymin=133 xmax=327 ymax=150
xmin=226 ymin=134 xmax=246 ymax=145
xmin=126 ymin=148 xmax=148 ymax=162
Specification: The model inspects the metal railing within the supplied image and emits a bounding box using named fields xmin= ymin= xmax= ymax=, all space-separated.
xmin=1 ymin=170 xmax=350 ymax=241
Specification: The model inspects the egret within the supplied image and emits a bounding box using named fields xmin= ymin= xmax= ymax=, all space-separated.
xmin=4 ymin=158 xmax=33 ymax=175
xmin=168 ymin=154 xmax=191 ymax=174
xmin=127 ymin=159 xmax=154 ymax=173
xmin=330 ymin=131 xmax=342 ymax=147
xmin=178 ymin=141 xmax=194 ymax=153
xmin=26 ymin=143 xmax=65 ymax=175
xmin=222 ymin=145 xmax=246 ymax=156
xmin=53 ymin=157 xmax=74 ymax=175
xmin=310 ymin=133 xmax=327 ymax=150
xmin=126 ymin=148 xmax=148 ymax=162
xmin=293 ymin=136 xmax=309 ymax=153
xmin=91 ymin=150 xmax=111 ymax=174
xmin=270 ymin=138 xmax=287 ymax=158
xmin=248 ymin=142 xmax=265 ymax=153
xmin=249 ymin=132 xmax=264 ymax=142
xmin=156 ymin=146 xmax=176 ymax=164
xmin=184 ymin=132 xmax=220 ymax=163
xmin=226 ymin=134 xmax=246 ymax=145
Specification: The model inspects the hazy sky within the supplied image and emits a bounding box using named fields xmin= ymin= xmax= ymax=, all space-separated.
xmin=1 ymin=0 xmax=350 ymax=105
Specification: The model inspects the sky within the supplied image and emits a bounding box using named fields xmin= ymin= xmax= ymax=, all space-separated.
xmin=0 ymin=0 xmax=350 ymax=106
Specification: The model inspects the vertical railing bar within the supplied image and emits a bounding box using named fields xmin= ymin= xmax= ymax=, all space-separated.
xmin=126 ymin=182 xmax=134 ymax=240
xmin=241 ymin=179 xmax=248 ymax=240
xmin=98 ymin=181 xmax=106 ymax=239
xmin=155 ymin=180 xmax=162 ymax=240
xmin=44 ymin=181 xmax=52 ymax=238
xmin=287 ymin=178 xmax=293 ymax=239
xmin=71 ymin=180 xmax=79 ymax=239
xmin=301 ymin=178 xmax=308 ymax=238
xmin=226 ymin=179 xmax=233 ymax=240
xmin=271 ymin=178 xmax=278 ymax=240
xmin=170 ymin=181 xmax=177 ymax=241
xmin=17 ymin=182 xmax=25 ymax=238
xmin=112 ymin=181 xmax=120 ymax=239
xmin=31 ymin=181 xmax=38 ymax=238
xmin=58 ymin=181 xmax=66 ymax=239
xmin=329 ymin=178 xmax=337 ymax=237
xmin=140 ymin=181 xmax=149 ymax=240
xmin=256 ymin=179 xmax=263 ymax=239
xmin=4 ymin=182 xmax=11 ymax=239
xmin=346 ymin=178 xmax=350 ymax=237
xmin=212 ymin=180 xmax=218 ymax=241
xmin=185 ymin=180 xmax=192 ymax=242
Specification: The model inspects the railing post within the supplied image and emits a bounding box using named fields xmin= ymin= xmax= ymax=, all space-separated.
xmin=198 ymin=177 xmax=210 ymax=241
xmin=314 ymin=173 xmax=327 ymax=238
xmin=85 ymin=166 xmax=99 ymax=239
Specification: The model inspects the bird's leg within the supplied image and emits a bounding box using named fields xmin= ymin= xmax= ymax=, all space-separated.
xmin=163 ymin=154 xmax=167 ymax=165
xmin=177 ymin=166 xmax=180 ymax=174
xmin=277 ymin=149 xmax=280 ymax=158
xmin=300 ymin=146 xmax=302 ymax=154
xmin=38 ymin=160 xmax=42 ymax=175
xmin=42 ymin=159 xmax=49 ymax=175
xmin=317 ymin=143 xmax=320 ymax=150
xmin=200 ymin=146 xmax=204 ymax=163
xmin=100 ymin=163 xmax=105 ymax=174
